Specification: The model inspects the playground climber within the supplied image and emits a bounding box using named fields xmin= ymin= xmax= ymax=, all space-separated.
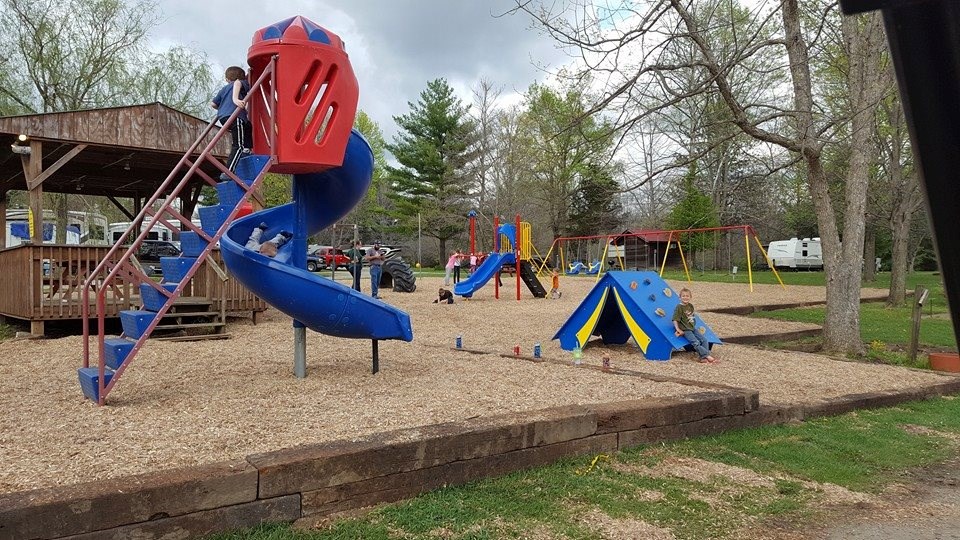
xmin=245 ymin=223 xmax=291 ymax=257
xmin=211 ymin=66 xmax=252 ymax=180
xmin=550 ymin=269 xmax=562 ymax=299
xmin=366 ymin=241 xmax=385 ymax=299
xmin=672 ymin=288 xmax=717 ymax=364
xmin=346 ymin=239 xmax=364 ymax=292
xmin=433 ymin=288 xmax=454 ymax=304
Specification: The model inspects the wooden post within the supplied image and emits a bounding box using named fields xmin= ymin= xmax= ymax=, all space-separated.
xmin=0 ymin=190 xmax=7 ymax=247
xmin=20 ymin=140 xmax=44 ymax=243
xmin=133 ymin=195 xmax=143 ymax=239
xmin=909 ymin=284 xmax=927 ymax=363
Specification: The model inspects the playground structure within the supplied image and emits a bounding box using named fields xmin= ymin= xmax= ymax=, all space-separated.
xmin=538 ymin=225 xmax=785 ymax=292
xmin=454 ymin=214 xmax=547 ymax=300
xmin=554 ymin=271 xmax=722 ymax=360
xmin=77 ymin=16 xmax=413 ymax=405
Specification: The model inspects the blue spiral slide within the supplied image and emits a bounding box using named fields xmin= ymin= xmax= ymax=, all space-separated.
xmin=219 ymin=131 xmax=413 ymax=341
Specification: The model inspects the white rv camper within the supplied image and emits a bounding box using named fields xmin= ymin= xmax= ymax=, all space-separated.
xmin=767 ymin=237 xmax=823 ymax=270
xmin=5 ymin=209 xmax=109 ymax=248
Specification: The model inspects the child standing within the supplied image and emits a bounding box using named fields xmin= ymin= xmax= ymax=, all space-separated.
xmin=550 ymin=269 xmax=562 ymax=299
xmin=453 ymin=250 xmax=463 ymax=283
xmin=469 ymin=252 xmax=478 ymax=275
xmin=444 ymin=251 xmax=458 ymax=286
xmin=672 ymin=288 xmax=717 ymax=363
xmin=210 ymin=66 xmax=252 ymax=180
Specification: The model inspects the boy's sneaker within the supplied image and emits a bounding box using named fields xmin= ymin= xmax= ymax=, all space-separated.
xmin=258 ymin=222 xmax=268 ymax=230
xmin=558 ymin=291 xmax=562 ymax=298
xmin=280 ymin=231 xmax=293 ymax=239
xmin=219 ymin=173 xmax=232 ymax=181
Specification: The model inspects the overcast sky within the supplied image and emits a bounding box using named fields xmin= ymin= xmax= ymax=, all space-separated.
xmin=150 ymin=0 xmax=570 ymax=140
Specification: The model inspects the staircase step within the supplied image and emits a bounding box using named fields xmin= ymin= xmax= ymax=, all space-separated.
xmin=119 ymin=310 xmax=157 ymax=339
xmin=160 ymin=256 xmax=198 ymax=283
xmin=78 ymin=367 xmax=114 ymax=402
xmin=139 ymin=283 xmax=178 ymax=312
xmin=236 ymin=154 xmax=271 ymax=183
xmin=197 ymin=205 xmax=230 ymax=236
xmin=216 ymin=180 xmax=248 ymax=209
xmin=179 ymin=231 xmax=209 ymax=257
xmin=103 ymin=337 xmax=136 ymax=369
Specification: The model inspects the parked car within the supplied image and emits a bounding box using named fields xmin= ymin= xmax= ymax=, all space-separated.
xmin=135 ymin=240 xmax=181 ymax=275
xmin=306 ymin=254 xmax=322 ymax=272
xmin=312 ymin=246 xmax=350 ymax=269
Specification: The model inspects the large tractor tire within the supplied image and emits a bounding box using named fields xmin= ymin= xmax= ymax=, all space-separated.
xmin=383 ymin=258 xmax=417 ymax=293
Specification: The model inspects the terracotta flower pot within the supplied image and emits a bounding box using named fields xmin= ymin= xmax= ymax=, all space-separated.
xmin=929 ymin=352 xmax=960 ymax=373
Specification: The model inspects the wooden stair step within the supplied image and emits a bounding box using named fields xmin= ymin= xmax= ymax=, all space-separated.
xmin=154 ymin=322 xmax=227 ymax=330
xmin=159 ymin=311 xmax=223 ymax=319
xmin=153 ymin=333 xmax=232 ymax=342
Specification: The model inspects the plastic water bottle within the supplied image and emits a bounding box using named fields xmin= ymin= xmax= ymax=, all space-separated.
xmin=456 ymin=335 xmax=462 ymax=349
xmin=533 ymin=343 xmax=542 ymax=358
xmin=573 ymin=346 xmax=583 ymax=366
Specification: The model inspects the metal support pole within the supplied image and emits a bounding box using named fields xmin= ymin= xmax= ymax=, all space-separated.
xmin=372 ymin=339 xmax=379 ymax=374
xmin=515 ymin=214 xmax=521 ymax=301
xmin=293 ymin=320 xmax=306 ymax=378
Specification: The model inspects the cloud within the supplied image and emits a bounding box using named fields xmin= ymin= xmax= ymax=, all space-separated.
xmin=148 ymin=0 xmax=569 ymax=140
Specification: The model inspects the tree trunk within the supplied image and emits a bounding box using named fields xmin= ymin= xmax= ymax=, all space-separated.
xmin=54 ymin=193 xmax=68 ymax=244
xmin=819 ymin=12 xmax=885 ymax=355
xmin=863 ymin=227 xmax=876 ymax=282
xmin=438 ymin=238 xmax=448 ymax=263
xmin=887 ymin=209 xmax=912 ymax=306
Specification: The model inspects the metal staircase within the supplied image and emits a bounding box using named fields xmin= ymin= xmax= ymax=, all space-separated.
xmin=78 ymin=58 xmax=278 ymax=405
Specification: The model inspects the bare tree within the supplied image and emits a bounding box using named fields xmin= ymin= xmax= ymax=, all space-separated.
xmin=514 ymin=0 xmax=888 ymax=354
xmin=879 ymin=91 xmax=925 ymax=306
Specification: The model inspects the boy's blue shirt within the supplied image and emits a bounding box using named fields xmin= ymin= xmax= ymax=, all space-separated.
xmin=212 ymin=80 xmax=250 ymax=122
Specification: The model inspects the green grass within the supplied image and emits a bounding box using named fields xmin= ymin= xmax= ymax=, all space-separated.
xmin=208 ymin=397 xmax=960 ymax=540
xmin=752 ymin=303 xmax=957 ymax=350
xmin=0 ymin=323 xmax=14 ymax=342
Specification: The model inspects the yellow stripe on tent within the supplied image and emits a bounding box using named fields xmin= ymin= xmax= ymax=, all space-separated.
xmin=575 ymin=288 xmax=610 ymax=348
xmin=612 ymin=288 xmax=652 ymax=352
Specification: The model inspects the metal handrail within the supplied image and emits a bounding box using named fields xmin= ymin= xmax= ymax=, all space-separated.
xmin=81 ymin=56 xmax=279 ymax=404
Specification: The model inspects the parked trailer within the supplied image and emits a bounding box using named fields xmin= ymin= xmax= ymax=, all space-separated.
xmin=767 ymin=237 xmax=823 ymax=270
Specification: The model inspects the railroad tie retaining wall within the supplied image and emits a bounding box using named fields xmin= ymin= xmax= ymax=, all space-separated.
xmin=5 ymin=380 xmax=960 ymax=539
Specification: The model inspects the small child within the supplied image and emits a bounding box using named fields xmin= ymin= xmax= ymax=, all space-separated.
xmin=246 ymin=224 xmax=292 ymax=258
xmin=210 ymin=66 xmax=252 ymax=180
xmin=672 ymin=287 xmax=717 ymax=363
xmin=433 ymin=287 xmax=454 ymax=304
xmin=550 ymin=269 xmax=562 ymax=299
xmin=245 ymin=222 xmax=268 ymax=250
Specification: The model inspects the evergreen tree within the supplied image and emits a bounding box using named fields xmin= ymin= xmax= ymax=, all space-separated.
xmin=666 ymin=163 xmax=720 ymax=263
xmin=568 ymin=164 xmax=623 ymax=237
xmin=386 ymin=79 xmax=477 ymax=258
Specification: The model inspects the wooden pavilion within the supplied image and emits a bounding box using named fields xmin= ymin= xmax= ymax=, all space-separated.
xmin=608 ymin=229 xmax=684 ymax=270
xmin=0 ymin=103 xmax=267 ymax=335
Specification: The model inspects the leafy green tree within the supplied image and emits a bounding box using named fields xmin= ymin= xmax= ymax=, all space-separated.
xmin=349 ymin=110 xmax=393 ymax=241
xmin=385 ymin=79 xmax=477 ymax=258
xmin=666 ymin=164 xmax=720 ymax=264
xmin=521 ymin=83 xmax=616 ymax=238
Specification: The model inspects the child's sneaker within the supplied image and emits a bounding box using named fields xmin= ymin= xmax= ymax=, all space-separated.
xmin=258 ymin=222 xmax=268 ymax=230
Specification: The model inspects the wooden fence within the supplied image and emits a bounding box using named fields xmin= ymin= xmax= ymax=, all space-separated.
xmin=0 ymin=244 xmax=266 ymax=333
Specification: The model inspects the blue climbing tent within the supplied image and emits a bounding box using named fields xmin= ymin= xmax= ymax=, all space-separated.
xmin=552 ymin=271 xmax=721 ymax=360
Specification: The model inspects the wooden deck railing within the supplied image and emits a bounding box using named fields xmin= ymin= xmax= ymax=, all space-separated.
xmin=0 ymin=244 xmax=266 ymax=323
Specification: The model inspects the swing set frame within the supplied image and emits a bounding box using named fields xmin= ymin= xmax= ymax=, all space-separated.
xmin=535 ymin=224 xmax=785 ymax=291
